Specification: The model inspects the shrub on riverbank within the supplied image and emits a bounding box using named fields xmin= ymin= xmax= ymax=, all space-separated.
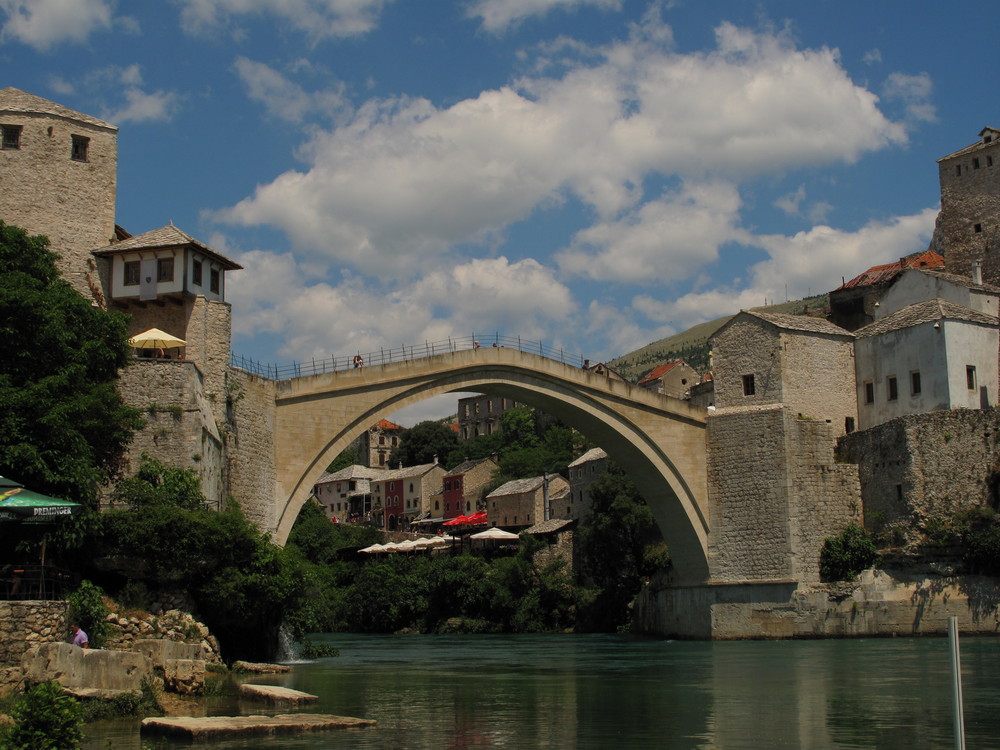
xmin=820 ymin=525 xmax=879 ymax=581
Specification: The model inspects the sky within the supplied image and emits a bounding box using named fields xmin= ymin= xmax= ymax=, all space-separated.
xmin=3 ymin=0 xmax=998 ymax=424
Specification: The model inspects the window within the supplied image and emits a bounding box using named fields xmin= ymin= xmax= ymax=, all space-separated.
xmin=444 ymin=480 xmax=451 ymax=491
xmin=989 ymin=156 xmax=995 ymax=167
xmin=911 ymin=371 xmax=922 ymax=396
xmin=156 ymin=257 xmax=174 ymax=282
xmin=973 ymin=158 xmax=981 ymax=170
xmin=864 ymin=381 xmax=874 ymax=404
xmin=967 ymin=366 xmax=977 ymax=390
xmin=409 ymin=483 xmax=414 ymax=493
xmin=71 ymin=134 xmax=89 ymax=162
xmin=192 ymin=260 xmax=202 ymax=286
xmin=742 ymin=374 xmax=755 ymax=396
xmin=210 ymin=268 xmax=220 ymax=294
xmin=1 ymin=124 xmax=21 ymax=150
xmin=845 ymin=417 xmax=855 ymax=434
xmin=887 ymin=376 xmax=898 ymax=401
xmin=123 ymin=260 xmax=140 ymax=286
xmin=974 ymin=224 xmax=983 ymax=234
xmin=956 ymin=165 xmax=962 ymax=176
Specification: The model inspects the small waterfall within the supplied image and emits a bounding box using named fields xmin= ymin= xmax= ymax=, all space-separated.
xmin=275 ymin=624 xmax=303 ymax=663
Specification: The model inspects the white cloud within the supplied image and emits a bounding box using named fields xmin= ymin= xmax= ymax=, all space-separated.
xmin=468 ymin=0 xmax=621 ymax=34
xmin=176 ymin=0 xmax=391 ymax=39
xmin=557 ymin=181 xmax=746 ymax=283
xmin=775 ymin=185 xmax=833 ymax=224
xmin=226 ymin=249 xmax=576 ymax=361
xmin=233 ymin=57 xmax=347 ymax=123
xmin=0 ymin=0 xmax=112 ymax=49
xmin=103 ymin=88 xmax=178 ymax=123
xmin=883 ymin=71 xmax=936 ymax=124
xmin=634 ymin=207 xmax=939 ymax=332
xmin=862 ymin=48 xmax=881 ymax=66
xmin=215 ymin=18 xmax=907 ymax=279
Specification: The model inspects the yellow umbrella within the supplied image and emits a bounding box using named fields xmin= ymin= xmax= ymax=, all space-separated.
xmin=127 ymin=328 xmax=187 ymax=349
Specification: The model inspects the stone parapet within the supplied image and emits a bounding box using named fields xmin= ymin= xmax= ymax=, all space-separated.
xmin=21 ymin=642 xmax=152 ymax=697
xmin=0 ymin=600 xmax=67 ymax=669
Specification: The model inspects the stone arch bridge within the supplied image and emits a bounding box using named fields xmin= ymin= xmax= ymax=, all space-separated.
xmin=268 ymin=346 xmax=711 ymax=583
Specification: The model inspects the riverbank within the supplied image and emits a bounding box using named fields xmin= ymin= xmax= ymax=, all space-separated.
xmin=634 ymin=568 xmax=1000 ymax=639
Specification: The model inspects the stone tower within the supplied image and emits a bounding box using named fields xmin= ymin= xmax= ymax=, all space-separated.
xmin=930 ymin=127 xmax=1000 ymax=283
xmin=0 ymin=87 xmax=118 ymax=298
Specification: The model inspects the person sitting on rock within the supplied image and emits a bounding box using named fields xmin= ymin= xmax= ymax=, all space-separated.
xmin=69 ymin=622 xmax=89 ymax=648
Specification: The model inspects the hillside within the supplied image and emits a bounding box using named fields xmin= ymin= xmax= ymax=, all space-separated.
xmin=609 ymin=294 xmax=831 ymax=382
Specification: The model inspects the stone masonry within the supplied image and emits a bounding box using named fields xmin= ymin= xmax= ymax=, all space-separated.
xmin=225 ymin=369 xmax=278 ymax=532
xmin=707 ymin=405 xmax=861 ymax=584
xmin=0 ymin=88 xmax=118 ymax=298
xmin=837 ymin=409 xmax=1000 ymax=539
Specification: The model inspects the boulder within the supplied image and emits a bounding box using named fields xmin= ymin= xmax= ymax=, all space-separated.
xmin=163 ymin=659 xmax=206 ymax=696
xmin=232 ymin=660 xmax=291 ymax=674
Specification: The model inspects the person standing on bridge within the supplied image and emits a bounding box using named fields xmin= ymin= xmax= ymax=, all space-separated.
xmin=353 ymin=355 xmax=364 ymax=368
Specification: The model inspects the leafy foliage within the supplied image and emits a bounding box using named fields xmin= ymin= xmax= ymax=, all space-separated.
xmin=111 ymin=454 xmax=205 ymax=511
xmin=326 ymin=446 xmax=359 ymax=473
xmin=0 ymin=221 xmax=143 ymax=508
xmin=66 ymin=580 xmax=109 ymax=649
xmin=819 ymin=525 xmax=879 ymax=582
xmin=951 ymin=507 xmax=1000 ymax=576
xmin=389 ymin=420 xmax=459 ymax=468
xmin=576 ymin=463 xmax=669 ymax=631
xmin=0 ymin=681 xmax=83 ymax=750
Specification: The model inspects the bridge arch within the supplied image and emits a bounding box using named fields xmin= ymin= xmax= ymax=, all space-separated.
xmin=271 ymin=347 xmax=710 ymax=583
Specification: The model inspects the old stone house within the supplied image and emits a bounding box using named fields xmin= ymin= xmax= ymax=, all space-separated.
xmin=314 ymin=465 xmax=386 ymax=523
xmin=0 ymin=88 xmax=241 ymax=510
xmin=711 ymin=310 xmax=858 ymax=436
xmin=372 ymin=462 xmax=445 ymax=531
xmin=487 ymin=474 xmax=570 ymax=530
xmin=440 ymin=456 xmax=499 ymax=520
xmin=457 ymin=394 xmax=523 ymax=442
xmin=350 ymin=418 xmax=405 ymax=468
xmin=566 ymin=447 xmax=607 ymax=521
xmin=637 ymin=360 xmax=700 ymax=399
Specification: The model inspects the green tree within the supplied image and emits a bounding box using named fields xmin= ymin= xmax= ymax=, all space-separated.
xmin=576 ymin=463 xmax=669 ymax=631
xmin=326 ymin=446 xmax=359 ymax=473
xmin=111 ymin=454 xmax=205 ymax=511
xmin=819 ymin=525 xmax=879 ymax=581
xmin=0 ymin=221 xmax=142 ymax=507
xmin=388 ymin=420 xmax=459 ymax=467
xmin=0 ymin=681 xmax=83 ymax=750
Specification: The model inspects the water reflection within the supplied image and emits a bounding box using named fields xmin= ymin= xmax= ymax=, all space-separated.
xmin=82 ymin=634 xmax=999 ymax=750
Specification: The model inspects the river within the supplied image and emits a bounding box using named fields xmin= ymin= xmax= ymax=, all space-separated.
xmin=83 ymin=633 xmax=999 ymax=749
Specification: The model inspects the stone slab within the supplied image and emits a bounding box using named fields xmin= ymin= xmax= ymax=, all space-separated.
xmin=232 ymin=660 xmax=291 ymax=673
xmin=239 ymin=683 xmax=318 ymax=705
xmin=140 ymin=714 xmax=376 ymax=739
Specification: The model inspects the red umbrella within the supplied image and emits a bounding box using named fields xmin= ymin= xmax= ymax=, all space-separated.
xmin=443 ymin=515 xmax=469 ymax=526
xmin=467 ymin=510 xmax=488 ymax=525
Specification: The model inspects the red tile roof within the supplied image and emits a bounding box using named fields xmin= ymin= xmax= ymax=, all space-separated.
xmin=375 ymin=418 xmax=405 ymax=431
xmin=637 ymin=361 xmax=681 ymax=385
xmin=837 ymin=250 xmax=944 ymax=290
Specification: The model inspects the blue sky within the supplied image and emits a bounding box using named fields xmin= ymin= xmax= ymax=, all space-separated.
xmin=3 ymin=0 xmax=998 ymax=423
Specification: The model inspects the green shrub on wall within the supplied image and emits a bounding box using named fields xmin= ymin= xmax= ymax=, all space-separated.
xmin=819 ymin=525 xmax=879 ymax=582
xmin=66 ymin=580 xmax=109 ymax=649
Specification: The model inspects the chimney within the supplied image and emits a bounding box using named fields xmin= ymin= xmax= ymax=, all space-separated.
xmin=972 ymin=260 xmax=983 ymax=285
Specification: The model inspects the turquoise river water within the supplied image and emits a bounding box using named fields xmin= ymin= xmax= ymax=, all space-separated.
xmin=83 ymin=633 xmax=999 ymax=749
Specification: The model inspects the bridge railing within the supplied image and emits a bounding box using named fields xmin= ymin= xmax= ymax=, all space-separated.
xmin=230 ymin=333 xmax=588 ymax=380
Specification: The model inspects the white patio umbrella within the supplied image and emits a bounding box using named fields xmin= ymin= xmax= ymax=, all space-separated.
xmin=127 ymin=328 xmax=187 ymax=349
xmin=471 ymin=527 xmax=519 ymax=540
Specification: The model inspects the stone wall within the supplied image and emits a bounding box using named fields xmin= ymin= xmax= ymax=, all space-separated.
xmin=0 ymin=98 xmax=118 ymax=299
xmin=837 ymin=409 xmax=1000 ymax=538
xmin=114 ymin=360 xmax=225 ymax=509
xmin=0 ymin=601 xmax=67 ymax=669
xmin=707 ymin=405 xmax=861 ymax=583
xmin=707 ymin=405 xmax=793 ymax=581
xmin=781 ymin=332 xmax=857 ymax=436
xmin=225 ymin=369 xmax=278 ymax=533
xmin=634 ymin=569 xmax=1000 ymax=639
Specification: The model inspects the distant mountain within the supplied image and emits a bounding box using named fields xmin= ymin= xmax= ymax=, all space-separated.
xmin=608 ymin=294 xmax=831 ymax=382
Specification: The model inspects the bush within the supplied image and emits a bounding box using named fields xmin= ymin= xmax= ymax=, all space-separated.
xmin=66 ymin=580 xmax=109 ymax=649
xmin=957 ymin=507 xmax=1000 ymax=576
xmin=820 ymin=525 xmax=879 ymax=582
xmin=0 ymin=681 xmax=83 ymax=750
